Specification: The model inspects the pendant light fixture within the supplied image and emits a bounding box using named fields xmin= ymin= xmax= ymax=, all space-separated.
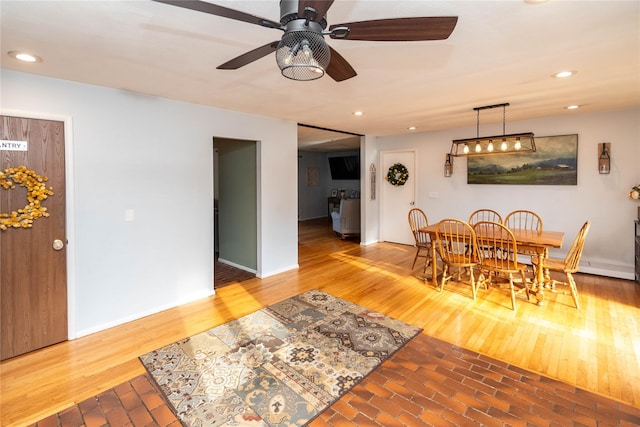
xmin=450 ymin=103 xmax=536 ymax=157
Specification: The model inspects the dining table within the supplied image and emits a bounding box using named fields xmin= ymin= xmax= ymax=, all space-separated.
xmin=419 ymin=223 xmax=565 ymax=305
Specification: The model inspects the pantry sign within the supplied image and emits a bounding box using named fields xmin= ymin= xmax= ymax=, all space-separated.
xmin=0 ymin=140 xmax=27 ymax=151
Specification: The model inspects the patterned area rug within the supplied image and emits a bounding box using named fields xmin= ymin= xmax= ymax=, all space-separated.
xmin=140 ymin=290 xmax=422 ymax=426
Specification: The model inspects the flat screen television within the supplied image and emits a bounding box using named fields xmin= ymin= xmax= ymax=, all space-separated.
xmin=329 ymin=155 xmax=360 ymax=180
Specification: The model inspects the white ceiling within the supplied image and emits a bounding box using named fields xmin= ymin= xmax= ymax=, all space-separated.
xmin=2 ymin=1 xmax=639 ymax=151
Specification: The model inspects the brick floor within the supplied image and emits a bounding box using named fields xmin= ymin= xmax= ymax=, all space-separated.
xmin=214 ymin=258 xmax=255 ymax=288
xmin=311 ymin=334 xmax=640 ymax=427
xmin=31 ymin=334 xmax=640 ymax=427
xmin=30 ymin=375 xmax=181 ymax=427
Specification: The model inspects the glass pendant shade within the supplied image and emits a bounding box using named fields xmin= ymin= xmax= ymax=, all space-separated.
xmin=276 ymin=30 xmax=330 ymax=81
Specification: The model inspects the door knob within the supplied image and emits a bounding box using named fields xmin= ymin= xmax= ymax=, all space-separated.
xmin=52 ymin=239 xmax=64 ymax=251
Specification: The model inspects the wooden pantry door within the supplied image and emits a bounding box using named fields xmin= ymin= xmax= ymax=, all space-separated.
xmin=1 ymin=115 xmax=67 ymax=360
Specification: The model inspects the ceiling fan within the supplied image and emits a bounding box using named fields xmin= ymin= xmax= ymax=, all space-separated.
xmin=152 ymin=0 xmax=458 ymax=82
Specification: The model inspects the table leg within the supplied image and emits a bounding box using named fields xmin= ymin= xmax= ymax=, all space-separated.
xmin=431 ymin=244 xmax=438 ymax=287
xmin=532 ymin=248 xmax=546 ymax=305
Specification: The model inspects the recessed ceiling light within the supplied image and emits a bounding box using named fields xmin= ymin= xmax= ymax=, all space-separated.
xmin=566 ymin=105 xmax=580 ymax=110
xmin=8 ymin=51 xmax=42 ymax=63
xmin=408 ymin=126 xmax=416 ymax=130
xmin=554 ymin=71 xmax=574 ymax=78
xmin=352 ymin=111 xmax=363 ymax=116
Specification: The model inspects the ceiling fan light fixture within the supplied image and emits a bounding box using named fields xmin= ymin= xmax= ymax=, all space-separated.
xmin=152 ymin=1 xmax=458 ymax=83
xmin=276 ymin=30 xmax=330 ymax=81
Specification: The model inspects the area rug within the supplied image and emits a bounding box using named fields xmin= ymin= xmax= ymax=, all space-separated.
xmin=140 ymin=289 xmax=422 ymax=426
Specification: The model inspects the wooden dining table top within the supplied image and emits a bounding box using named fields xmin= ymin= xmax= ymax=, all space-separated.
xmin=419 ymin=223 xmax=565 ymax=249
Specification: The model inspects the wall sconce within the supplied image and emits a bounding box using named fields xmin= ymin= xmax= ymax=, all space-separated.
xmin=444 ymin=153 xmax=453 ymax=177
xmin=598 ymin=142 xmax=611 ymax=174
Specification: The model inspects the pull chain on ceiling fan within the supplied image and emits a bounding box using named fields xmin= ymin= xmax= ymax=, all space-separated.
xmin=152 ymin=0 xmax=458 ymax=82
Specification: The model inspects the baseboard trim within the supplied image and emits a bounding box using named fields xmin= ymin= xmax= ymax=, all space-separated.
xmin=576 ymin=257 xmax=635 ymax=280
xmin=75 ymin=287 xmax=215 ymax=338
xmin=217 ymin=258 xmax=256 ymax=274
xmin=258 ymin=264 xmax=299 ymax=279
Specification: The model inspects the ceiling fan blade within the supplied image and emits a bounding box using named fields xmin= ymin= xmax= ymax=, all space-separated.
xmin=217 ymin=41 xmax=279 ymax=70
xmin=325 ymin=46 xmax=357 ymax=82
xmin=298 ymin=0 xmax=335 ymax=22
xmin=329 ymin=16 xmax=458 ymax=41
xmin=152 ymin=0 xmax=282 ymax=29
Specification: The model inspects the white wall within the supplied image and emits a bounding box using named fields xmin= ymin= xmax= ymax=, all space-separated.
xmin=376 ymin=108 xmax=640 ymax=278
xmin=1 ymin=70 xmax=298 ymax=336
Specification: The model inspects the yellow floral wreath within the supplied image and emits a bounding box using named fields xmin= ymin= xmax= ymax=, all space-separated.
xmin=0 ymin=166 xmax=54 ymax=230
xmin=385 ymin=163 xmax=409 ymax=186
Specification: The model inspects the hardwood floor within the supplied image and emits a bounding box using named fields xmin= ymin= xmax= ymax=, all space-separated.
xmin=2 ymin=218 xmax=639 ymax=426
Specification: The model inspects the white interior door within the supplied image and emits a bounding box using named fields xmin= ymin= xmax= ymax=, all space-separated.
xmin=380 ymin=150 xmax=416 ymax=245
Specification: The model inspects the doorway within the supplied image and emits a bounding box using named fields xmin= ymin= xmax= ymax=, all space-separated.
xmin=212 ymin=137 xmax=258 ymax=287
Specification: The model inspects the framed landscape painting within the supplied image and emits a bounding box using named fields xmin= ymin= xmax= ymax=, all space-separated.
xmin=467 ymin=134 xmax=578 ymax=185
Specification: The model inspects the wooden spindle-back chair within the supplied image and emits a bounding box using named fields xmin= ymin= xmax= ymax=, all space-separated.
xmin=408 ymin=208 xmax=436 ymax=274
xmin=474 ymin=221 xmax=530 ymax=310
xmin=533 ymin=221 xmax=591 ymax=309
xmin=435 ymin=219 xmax=483 ymax=300
xmin=468 ymin=209 xmax=503 ymax=225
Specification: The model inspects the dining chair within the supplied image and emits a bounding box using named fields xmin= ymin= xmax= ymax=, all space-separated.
xmin=503 ymin=209 xmax=545 ymax=264
xmin=468 ymin=209 xmax=503 ymax=225
xmin=532 ymin=221 xmax=591 ymax=309
xmin=473 ymin=221 xmax=530 ymax=310
xmin=468 ymin=209 xmax=503 ymax=257
xmin=504 ymin=210 xmax=543 ymax=233
xmin=435 ymin=219 xmax=483 ymax=300
xmin=407 ymin=208 xmax=436 ymax=274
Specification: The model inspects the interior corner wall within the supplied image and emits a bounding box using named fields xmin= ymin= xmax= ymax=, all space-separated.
xmin=1 ymin=70 xmax=298 ymax=336
xmin=377 ymin=107 xmax=640 ymax=279
xmin=297 ymin=150 xmax=329 ymax=220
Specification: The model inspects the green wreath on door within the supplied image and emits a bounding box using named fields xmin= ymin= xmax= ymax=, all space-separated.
xmin=385 ymin=163 xmax=409 ymax=186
